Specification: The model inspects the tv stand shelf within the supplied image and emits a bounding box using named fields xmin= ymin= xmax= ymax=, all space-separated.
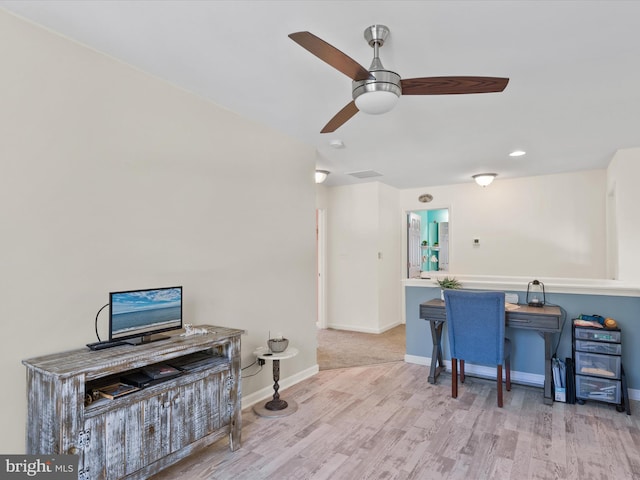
xmin=23 ymin=325 xmax=244 ymax=480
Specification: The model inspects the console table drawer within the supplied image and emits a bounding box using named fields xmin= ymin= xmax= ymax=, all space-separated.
xmin=419 ymin=304 xmax=446 ymax=321
xmin=507 ymin=313 xmax=559 ymax=331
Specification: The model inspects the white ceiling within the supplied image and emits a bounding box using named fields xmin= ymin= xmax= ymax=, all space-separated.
xmin=2 ymin=1 xmax=639 ymax=188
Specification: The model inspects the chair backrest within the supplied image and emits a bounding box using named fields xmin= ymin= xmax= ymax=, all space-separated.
xmin=443 ymin=290 xmax=506 ymax=366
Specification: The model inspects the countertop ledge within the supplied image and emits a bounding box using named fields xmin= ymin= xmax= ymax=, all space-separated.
xmin=403 ymin=275 xmax=640 ymax=297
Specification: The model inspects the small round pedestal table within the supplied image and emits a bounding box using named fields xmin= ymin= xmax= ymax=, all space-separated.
xmin=252 ymin=346 xmax=299 ymax=418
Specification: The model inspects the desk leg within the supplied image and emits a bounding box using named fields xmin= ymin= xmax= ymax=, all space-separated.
xmin=543 ymin=332 xmax=553 ymax=405
xmin=265 ymin=359 xmax=288 ymax=411
xmin=428 ymin=320 xmax=446 ymax=384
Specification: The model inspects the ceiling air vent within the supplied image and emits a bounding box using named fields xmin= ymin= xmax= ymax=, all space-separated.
xmin=347 ymin=170 xmax=383 ymax=179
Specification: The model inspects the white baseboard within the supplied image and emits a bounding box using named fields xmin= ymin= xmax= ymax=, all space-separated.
xmin=404 ymin=354 xmax=640 ymax=401
xmin=404 ymin=354 xmax=543 ymax=386
xmin=241 ymin=364 xmax=320 ymax=410
xmin=378 ymin=321 xmax=404 ymax=333
xmin=326 ymin=321 xmax=402 ymax=334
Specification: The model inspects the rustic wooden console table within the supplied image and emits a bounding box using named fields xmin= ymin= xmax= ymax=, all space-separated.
xmin=23 ymin=326 xmax=243 ymax=480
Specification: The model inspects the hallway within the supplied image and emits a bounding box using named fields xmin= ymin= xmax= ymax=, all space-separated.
xmin=317 ymin=324 xmax=405 ymax=370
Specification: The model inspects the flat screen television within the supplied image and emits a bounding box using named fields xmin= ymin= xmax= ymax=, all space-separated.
xmin=109 ymin=286 xmax=183 ymax=344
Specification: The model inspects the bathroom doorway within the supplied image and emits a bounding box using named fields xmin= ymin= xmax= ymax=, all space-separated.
xmin=407 ymin=208 xmax=449 ymax=278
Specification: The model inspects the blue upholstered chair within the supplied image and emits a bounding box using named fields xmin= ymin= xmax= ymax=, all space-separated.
xmin=443 ymin=289 xmax=511 ymax=407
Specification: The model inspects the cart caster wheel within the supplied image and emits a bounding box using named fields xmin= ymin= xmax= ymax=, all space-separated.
xmin=577 ymin=399 xmax=585 ymax=405
xmin=616 ymin=405 xmax=625 ymax=413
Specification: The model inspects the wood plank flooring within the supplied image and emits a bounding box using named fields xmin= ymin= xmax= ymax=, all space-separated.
xmin=150 ymin=362 xmax=640 ymax=479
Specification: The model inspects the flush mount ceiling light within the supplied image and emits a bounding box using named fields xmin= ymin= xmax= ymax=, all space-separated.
xmin=315 ymin=170 xmax=330 ymax=184
xmin=509 ymin=150 xmax=526 ymax=157
xmin=329 ymin=139 xmax=345 ymax=149
xmin=472 ymin=173 xmax=497 ymax=187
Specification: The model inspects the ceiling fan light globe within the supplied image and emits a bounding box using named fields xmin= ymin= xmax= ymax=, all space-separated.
xmin=352 ymin=69 xmax=402 ymax=115
xmin=355 ymin=90 xmax=399 ymax=114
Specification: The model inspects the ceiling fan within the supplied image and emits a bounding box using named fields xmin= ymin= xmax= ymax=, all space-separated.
xmin=289 ymin=25 xmax=509 ymax=133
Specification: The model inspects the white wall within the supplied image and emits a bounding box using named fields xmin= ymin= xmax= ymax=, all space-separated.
xmin=326 ymin=183 xmax=380 ymax=331
xmin=607 ymin=148 xmax=640 ymax=282
xmin=325 ymin=182 xmax=401 ymax=332
xmin=400 ymin=170 xmax=607 ymax=279
xmin=316 ymin=183 xmax=330 ymax=210
xmin=0 ymin=11 xmax=317 ymax=453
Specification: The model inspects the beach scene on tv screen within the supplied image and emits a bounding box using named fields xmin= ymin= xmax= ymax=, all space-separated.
xmin=112 ymin=288 xmax=182 ymax=336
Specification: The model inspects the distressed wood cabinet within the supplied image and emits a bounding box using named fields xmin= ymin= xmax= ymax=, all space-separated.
xmin=23 ymin=325 xmax=243 ymax=480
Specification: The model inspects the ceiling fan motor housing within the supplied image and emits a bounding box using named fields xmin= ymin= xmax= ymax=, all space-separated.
xmin=364 ymin=24 xmax=390 ymax=47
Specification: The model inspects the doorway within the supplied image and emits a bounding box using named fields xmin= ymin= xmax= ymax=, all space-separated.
xmin=407 ymin=208 xmax=449 ymax=278
xmin=315 ymin=207 xmax=405 ymax=369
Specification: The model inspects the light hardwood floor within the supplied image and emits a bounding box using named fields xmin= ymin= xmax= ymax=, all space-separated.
xmin=151 ymin=361 xmax=640 ymax=479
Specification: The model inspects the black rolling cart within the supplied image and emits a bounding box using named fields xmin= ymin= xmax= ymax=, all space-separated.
xmin=572 ymin=321 xmax=630 ymax=414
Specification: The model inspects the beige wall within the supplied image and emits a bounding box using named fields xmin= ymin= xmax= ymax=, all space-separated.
xmin=400 ymin=170 xmax=607 ymax=278
xmin=0 ymin=11 xmax=318 ymax=453
xmin=326 ymin=183 xmax=381 ymax=331
xmin=607 ymin=148 xmax=640 ymax=282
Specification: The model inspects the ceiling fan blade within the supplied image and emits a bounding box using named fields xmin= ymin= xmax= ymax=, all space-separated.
xmin=289 ymin=31 xmax=373 ymax=81
xmin=400 ymin=76 xmax=509 ymax=95
xmin=321 ymin=101 xmax=359 ymax=133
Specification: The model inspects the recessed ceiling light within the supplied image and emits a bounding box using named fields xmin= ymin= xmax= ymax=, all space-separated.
xmin=329 ymin=139 xmax=345 ymax=149
xmin=509 ymin=150 xmax=526 ymax=157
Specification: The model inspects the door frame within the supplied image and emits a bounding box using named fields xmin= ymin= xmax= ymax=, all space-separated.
xmin=316 ymin=208 xmax=327 ymax=329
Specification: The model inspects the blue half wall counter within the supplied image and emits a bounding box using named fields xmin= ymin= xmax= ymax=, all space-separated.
xmin=403 ymin=276 xmax=640 ymax=400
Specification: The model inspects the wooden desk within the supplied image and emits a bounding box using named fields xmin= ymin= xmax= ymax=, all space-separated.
xmin=419 ymin=299 xmax=562 ymax=405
